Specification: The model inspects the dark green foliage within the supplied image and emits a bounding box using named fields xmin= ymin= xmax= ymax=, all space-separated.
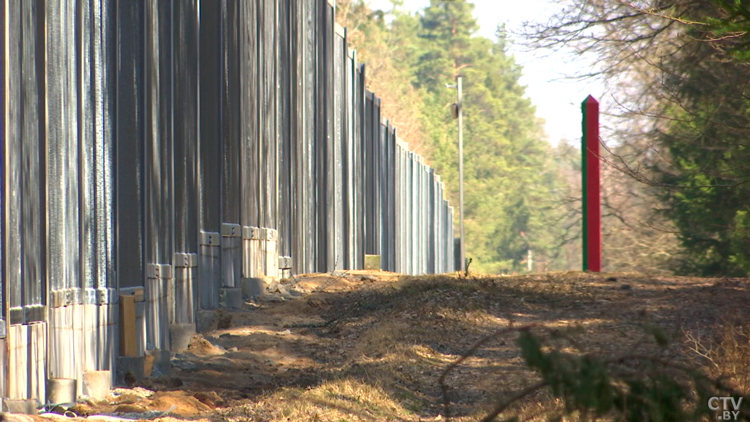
xmin=514 ymin=327 xmax=750 ymax=421
xmin=519 ymin=330 xmax=616 ymax=417
xmin=701 ymin=2 xmax=750 ymax=61
xmin=341 ymin=0 xmax=571 ymax=273
xmin=649 ymin=6 xmax=750 ymax=276
xmin=413 ymin=1 xmax=567 ymax=273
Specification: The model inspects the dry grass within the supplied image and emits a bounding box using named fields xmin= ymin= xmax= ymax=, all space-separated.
xmin=685 ymin=312 xmax=750 ymax=395
xmin=214 ymin=379 xmax=413 ymax=422
xmin=116 ymin=271 xmax=750 ymax=422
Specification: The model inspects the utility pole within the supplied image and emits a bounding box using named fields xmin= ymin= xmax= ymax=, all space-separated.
xmin=447 ymin=77 xmax=465 ymax=272
xmin=457 ymin=77 xmax=465 ymax=272
xmin=527 ymin=249 xmax=533 ymax=272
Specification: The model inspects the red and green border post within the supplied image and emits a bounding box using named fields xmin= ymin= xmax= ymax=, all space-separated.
xmin=581 ymin=96 xmax=601 ymax=272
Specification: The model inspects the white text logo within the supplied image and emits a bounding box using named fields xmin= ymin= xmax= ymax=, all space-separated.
xmin=709 ymin=397 xmax=743 ymax=421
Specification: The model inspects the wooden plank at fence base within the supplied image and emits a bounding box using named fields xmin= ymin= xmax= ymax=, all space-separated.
xmin=364 ymin=254 xmax=381 ymax=271
xmin=581 ymin=95 xmax=602 ymax=272
xmin=119 ymin=295 xmax=137 ymax=357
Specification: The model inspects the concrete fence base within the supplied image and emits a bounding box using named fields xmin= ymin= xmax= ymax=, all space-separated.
xmin=48 ymin=300 xmax=83 ymax=396
xmin=241 ymin=278 xmax=265 ymax=299
xmin=8 ymin=323 xmax=46 ymax=400
xmin=279 ymin=256 xmax=293 ymax=279
xmin=47 ymin=378 xmax=76 ymax=407
xmin=199 ymin=231 xmax=222 ymax=310
xmin=146 ymin=265 xmax=172 ymax=351
xmin=219 ymin=288 xmax=243 ymax=309
xmin=242 ymin=226 xmax=263 ymax=279
xmin=222 ymin=224 xmax=242 ymax=288
xmin=261 ymin=229 xmax=279 ymax=280
xmin=82 ymin=370 xmax=112 ymax=400
xmin=169 ymin=324 xmax=196 ymax=353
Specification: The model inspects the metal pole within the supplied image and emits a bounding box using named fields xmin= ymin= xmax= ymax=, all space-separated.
xmin=457 ymin=77 xmax=465 ymax=272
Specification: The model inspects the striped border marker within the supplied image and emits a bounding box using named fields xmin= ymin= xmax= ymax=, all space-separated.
xmin=581 ymin=96 xmax=601 ymax=272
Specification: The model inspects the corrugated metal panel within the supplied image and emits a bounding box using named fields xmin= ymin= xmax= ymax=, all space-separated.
xmin=333 ymin=30 xmax=345 ymax=270
xmin=1 ymin=0 xmax=462 ymax=400
xmin=343 ymin=48 xmax=355 ymax=269
xmin=199 ymin=0 xmax=221 ymax=234
xmin=222 ymin=0 xmax=241 ymax=229
xmin=278 ymin=0 xmax=292 ymax=258
xmin=7 ymin=0 xmax=46 ymax=322
xmin=303 ymin=0 xmax=317 ymax=274
xmin=80 ymin=0 xmax=114 ymax=294
xmin=198 ymin=0 xmax=222 ymax=308
xmin=144 ymin=0 xmax=174 ymax=351
xmin=145 ymin=0 xmax=173 ymax=266
xmin=385 ymin=125 xmax=396 ymax=271
xmin=289 ymin=0 xmax=305 ymax=274
xmin=1 ymin=0 xmax=5 ymax=323
xmin=173 ymin=0 xmax=199 ymax=257
xmin=94 ymin=0 xmax=115 ymax=291
xmin=173 ymin=0 xmax=199 ymax=325
xmin=259 ymin=0 xmax=277 ymax=231
xmin=115 ymin=0 xmax=146 ymax=290
xmin=240 ymin=0 xmax=259 ymax=230
xmin=47 ymin=0 xmax=80 ymax=296
xmin=321 ymin=1 xmax=335 ymax=272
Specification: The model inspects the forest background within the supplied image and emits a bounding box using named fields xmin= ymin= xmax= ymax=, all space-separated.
xmin=335 ymin=0 xmax=750 ymax=277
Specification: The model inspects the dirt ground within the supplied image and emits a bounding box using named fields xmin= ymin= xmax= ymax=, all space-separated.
xmin=22 ymin=271 xmax=750 ymax=421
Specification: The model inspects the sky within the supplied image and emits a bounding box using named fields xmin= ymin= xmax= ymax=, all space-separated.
xmin=368 ymin=0 xmax=608 ymax=145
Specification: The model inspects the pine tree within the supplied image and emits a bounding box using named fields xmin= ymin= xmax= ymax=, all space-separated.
xmin=340 ymin=0 xmax=574 ymax=273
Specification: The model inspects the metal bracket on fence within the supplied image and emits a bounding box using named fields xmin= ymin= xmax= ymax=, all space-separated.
xmin=278 ymin=256 xmax=293 ymax=269
xmin=173 ymin=253 xmax=198 ymax=268
xmin=9 ymin=307 xmax=24 ymax=325
xmin=49 ymin=288 xmax=85 ymax=308
xmin=84 ymin=289 xmax=98 ymax=305
xmin=200 ymin=231 xmax=221 ymax=246
xmin=24 ymin=305 xmax=45 ymax=324
xmin=242 ymin=226 xmax=261 ymax=240
xmin=146 ymin=264 xmax=173 ymax=280
xmin=119 ymin=286 xmax=145 ymax=302
xmin=70 ymin=288 xmax=82 ymax=306
xmin=81 ymin=288 xmax=117 ymax=305
xmin=97 ymin=288 xmax=117 ymax=305
xmin=221 ymin=223 xmax=241 ymax=238
xmin=262 ymin=228 xmax=278 ymax=242
xmin=51 ymin=291 xmax=64 ymax=308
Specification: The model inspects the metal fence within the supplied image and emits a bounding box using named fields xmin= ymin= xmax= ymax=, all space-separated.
xmin=0 ymin=0 xmax=455 ymax=402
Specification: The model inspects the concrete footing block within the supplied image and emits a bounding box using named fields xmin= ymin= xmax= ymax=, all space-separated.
xmin=169 ymin=324 xmax=196 ymax=353
xmin=219 ymin=287 xmax=243 ymax=309
xmin=47 ymin=378 xmax=76 ymax=406
xmin=116 ymin=356 xmax=145 ymax=386
xmin=278 ymin=256 xmax=292 ymax=280
xmin=241 ymin=278 xmax=265 ymax=299
xmin=196 ymin=310 xmax=215 ymax=333
xmin=261 ymin=229 xmax=279 ymax=279
xmin=82 ymin=370 xmax=112 ymax=401
xmin=3 ymin=399 xmax=39 ymax=414
xmin=144 ymin=349 xmax=172 ymax=378
xmin=9 ymin=322 xmax=47 ymax=400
